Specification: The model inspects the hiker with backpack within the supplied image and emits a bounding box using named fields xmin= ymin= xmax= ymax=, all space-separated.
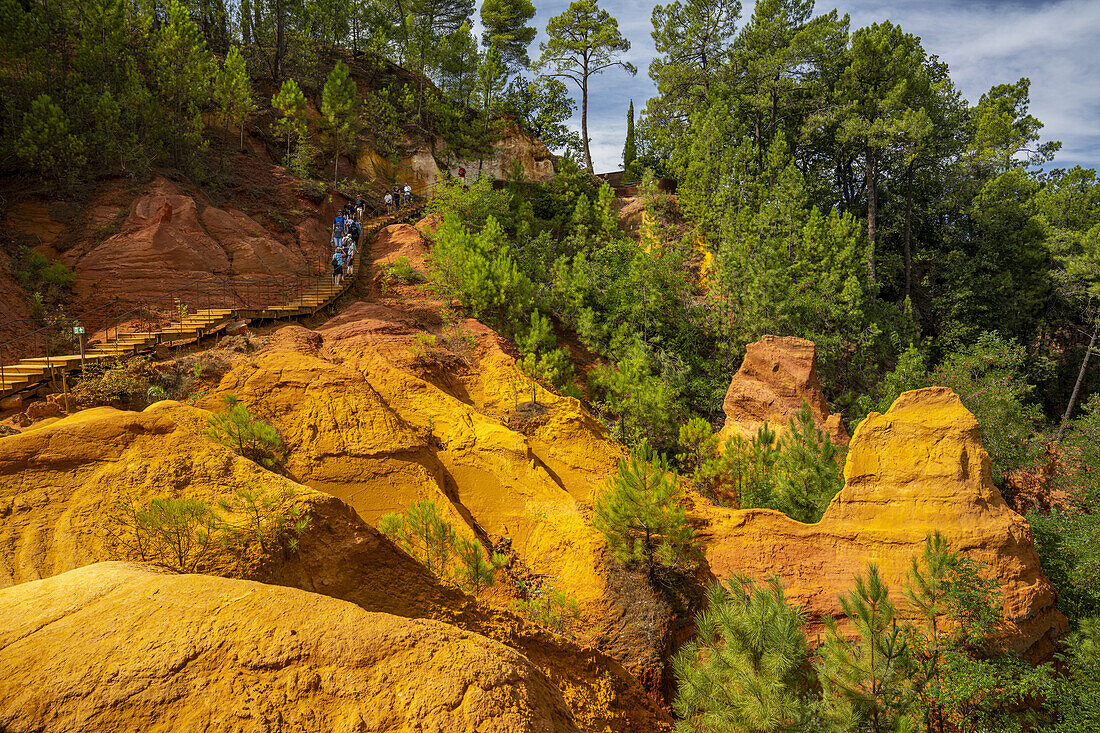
xmin=332 ymin=247 xmax=344 ymax=287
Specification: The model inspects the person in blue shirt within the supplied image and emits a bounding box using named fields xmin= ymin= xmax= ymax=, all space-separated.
xmin=332 ymin=248 xmax=344 ymax=287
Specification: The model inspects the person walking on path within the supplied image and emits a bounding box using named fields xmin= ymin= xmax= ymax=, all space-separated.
xmin=356 ymin=194 xmax=365 ymax=220
xmin=403 ymin=183 xmax=412 ymax=207
xmin=458 ymin=166 xmax=466 ymax=186
xmin=384 ymin=191 xmax=393 ymax=213
xmin=393 ymin=184 xmax=402 ymax=211
xmin=332 ymin=247 xmax=344 ymax=287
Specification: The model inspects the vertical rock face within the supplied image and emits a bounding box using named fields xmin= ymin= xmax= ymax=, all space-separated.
xmin=719 ymin=335 xmax=849 ymax=446
xmin=0 ymin=562 xmax=580 ymax=733
xmin=699 ymin=387 xmax=1067 ymax=661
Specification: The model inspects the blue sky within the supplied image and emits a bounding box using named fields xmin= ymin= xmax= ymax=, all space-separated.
xmin=497 ymin=0 xmax=1100 ymax=173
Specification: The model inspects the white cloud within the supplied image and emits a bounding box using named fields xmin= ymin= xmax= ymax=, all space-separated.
xmin=525 ymin=0 xmax=1100 ymax=171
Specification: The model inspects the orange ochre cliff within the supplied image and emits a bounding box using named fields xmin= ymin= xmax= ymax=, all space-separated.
xmin=0 ymin=218 xmax=1068 ymax=731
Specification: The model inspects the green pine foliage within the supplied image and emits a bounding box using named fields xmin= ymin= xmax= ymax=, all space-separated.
xmin=672 ymin=574 xmax=818 ymax=732
xmin=217 ymin=484 xmax=311 ymax=554
xmin=592 ymin=447 xmax=699 ymax=574
xmin=480 ymin=0 xmax=537 ymax=70
xmin=379 ymin=499 xmax=507 ymax=597
xmin=214 ymin=45 xmax=255 ymax=150
xmin=15 ymin=94 xmax=85 ymax=182
xmin=321 ymin=60 xmax=360 ymax=185
xmin=817 ymin=565 xmax=920 ymax=733
xmin=272 ymin=79 xmax=309 ymax=165
xmin=105 ymin=495 xmax=219 ymax=572
xmin=204 ymin=394 xmax=286 ymax=470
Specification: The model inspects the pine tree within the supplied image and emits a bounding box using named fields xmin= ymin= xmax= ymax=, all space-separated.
xmin=15 ymin=93 xmax=85 ymax=181
xmin=151 ymin=0 xmax=215 ymax=166
xmin=379 ymin=499 xmax=505 ymax=596
xmin=217 ymin=45 xmax=255 ymax=150
xmin=272 ymin=78 xmax=309 ymax=163
xmin=592 ymin=446 xmax=699 ymax=576
xmin=673 ymin=573 xmax=818 ymax=732
xmin=818 ymin=564 xmax=919 ymax=732
xmin=537 ymin=0 xmax=637 ymax=172
xmin=772 ymin=403 xmax=843 ymax=523
xmin=623 ymin=99 xmax=637 ymax=171
xmin=480 ymin=0 xmax=537 ymax=71
xmin=321 ymin=60 xmax=359 ymax=185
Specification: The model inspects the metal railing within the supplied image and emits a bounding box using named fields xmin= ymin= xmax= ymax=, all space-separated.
xmin=0 ymin=195 xmax=433 ymax=393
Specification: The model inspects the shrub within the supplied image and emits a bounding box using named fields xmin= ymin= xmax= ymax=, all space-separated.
xmin=682 ymin=403 xmax=843 ymax=523
xmin=379 ymin=499 xmax=507 ymax=596
xmin=383 ymin=256 xmax=425 ymax=288
xmin=204 ymin=394 xmax=286 ymax=469
xmin=513 ymin=579 xmax=581 ymax=638
xmin=217 ymin=484 xmax=311 ymax=554
xmin=106 ymin=488 xmax=313 ymax=571
xmin=592 ymin=447 xmax=699 ymax=576
xmin=673 ymin=574 xmax=816 ymax=731
xmin=72 ymin=357 xmax=152 ymax=408
xmin=106 ymin=495 xmax=218 ymax=572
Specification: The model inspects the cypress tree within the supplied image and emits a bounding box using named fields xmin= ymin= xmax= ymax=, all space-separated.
xmin=623 ymin=98 xmax=636 ymax=171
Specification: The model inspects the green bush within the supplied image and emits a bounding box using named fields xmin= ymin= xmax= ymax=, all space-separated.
xmin=681 ymin=403 xmax=843 ymax=523
xmin=379 ymin=499 xmax=507 ymax=597
xmin=383 ymin=256 xmax=425 ymax=288
xmin=204 ymin=394 xmax=286 ymax=470
xmin=72 ymin=357 xmax=152 ymax=408
xmin=105 ymin=495 xmax=218 ymax=572
xmin=592 ymin=447 xmax=699 ymax=575
xmin=217 ymin=484 xmax=311 ymax=554
xmin=513 ymin=579 xmax=581 ymax=638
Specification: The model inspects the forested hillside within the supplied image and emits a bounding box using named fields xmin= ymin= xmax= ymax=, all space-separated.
xmin=3 ymin=0 xmax=1100 ymax=730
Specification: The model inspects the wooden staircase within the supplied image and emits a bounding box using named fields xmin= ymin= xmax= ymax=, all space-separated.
xmin=0 ymin=204 xmax=421 ymax=400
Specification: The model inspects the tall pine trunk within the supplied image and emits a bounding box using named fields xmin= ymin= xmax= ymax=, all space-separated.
xmin=904 ymin=165 xmax=914 ymax=300
xmin=866 ymin=147 xmax=878 ymax=282
xmin=581 ymin=74 xmax=592 ymax=173
xmin=1058 ymin=317 xmax=1100 ymax=441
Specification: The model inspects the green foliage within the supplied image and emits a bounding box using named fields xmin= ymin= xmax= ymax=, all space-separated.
xmin=272 ymin=79 xmax=309 ymax=162
xmin=106 ymin=495 xmax=218 ymax=572
xmin=321 ymin=60 xmax=360 ymax=184
xmin=1046 ymin=617 xmax=1100 ymax=731
xmin=379 ymin=499 xmax=505 ymax=596
xmin=382 ymin=256 xmax=425 ymax=289
xmin=151 ymin=0 xmax=214 ymax=167
xmin=817 ymin=564 xmax=919 ymax=732
xmin=513 ymin=578 xmax=582 ymax=637
xmin=1028 ymin=509 xmax=1100 ymax=627
xmin=682 ymin=404 xmax=842 ymax=523
xmin=480 ymin=0 xmax=537 ymax=70
xmin=538 ymin=0 xmax=637 ymax=172
xmin=16 ymin=94 xmax=85 ymax=182
xmin=592 ymin=447 xmax=699 ymax=573
xmin=72 ymin=357 xmax=153 ymax=408
xmin=429 ymin=214 xmax=533 ymax=337
xmin=623 ymin=99 xmax=637 ymax=170
xmin=501 ymin=76 xmax=580 ymax=156
xmin=672 ymin=574 xmax=818 ymax=732
xmin=9 ymin=247 xmax=74 ymax=296
xmin=217 ymin=484 xmax=311 ymax=554
xmin=214 ymin=45 xmax=255 ymax=148
xmin=204 ymin=394 xmax=286 ymax=470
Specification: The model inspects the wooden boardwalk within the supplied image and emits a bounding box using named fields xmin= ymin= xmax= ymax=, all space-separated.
xmin=0 ymin=204 xmax=423 ymax=400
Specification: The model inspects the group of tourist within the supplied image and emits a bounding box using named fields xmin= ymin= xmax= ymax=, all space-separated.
xmin=383 ymin=183 xmax=413 ymax=213
xmin=331 ymin=199 xmax=363 ymax=287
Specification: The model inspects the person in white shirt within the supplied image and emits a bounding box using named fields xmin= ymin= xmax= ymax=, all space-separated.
xmin=403 ymin=183 xmax=412 ymax=206
xmin=384 ymin=191 xmax=393 ymax=213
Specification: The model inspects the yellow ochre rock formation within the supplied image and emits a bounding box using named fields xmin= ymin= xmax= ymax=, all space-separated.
xmin=0 ymin=397 xmax=668 ymax=732
xmin=719 ymin=334 xmax=849 ymax=446
xmin=698 ymin=386 xmax=1067 ymax=661
xmin=0 ymin=562 xmax=579 ymax=733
